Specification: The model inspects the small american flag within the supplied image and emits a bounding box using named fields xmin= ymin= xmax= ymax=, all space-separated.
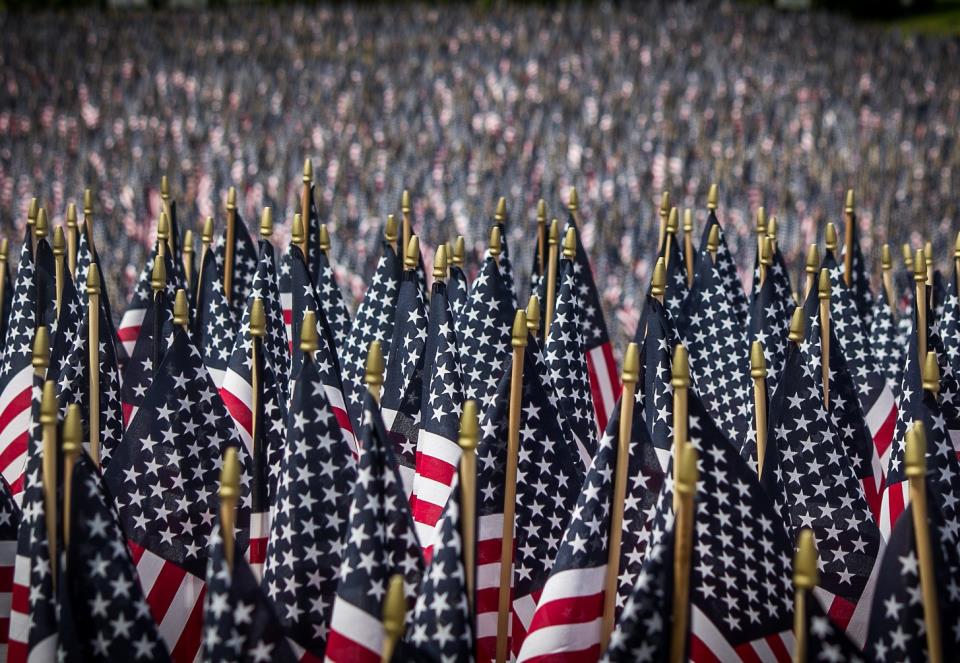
xmin=116 ymin=250 xmax=156 ymax=359
xmin=448 ymin=260 xmax=468 ymax=327
xmin=313 ymin=241 xmax=352 ymax=365
xmin=748 ymin=250 xmax=793 ymax=397
xmin=212 ymin=211 xmax=259 ymax=315
xmin=642 ymin=297 xmax=679 ymax=464
xmin=194 ymin=236 xmax=239 ymax=389
xmin=704 ymin=210 xmax=750 ymax=332
xmin=0 ymin=479 xmax=20 ymax=662
xmin=871 ymin=292 xmax=905 ymax=394
xmin=659 ymin=231 xmax=689 ymax=321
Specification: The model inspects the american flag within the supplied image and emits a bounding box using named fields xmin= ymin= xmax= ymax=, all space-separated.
xmin=381 ymin=267 xmax=428 ymax=497
xmin=33 ymin=239 xmax=58 ymax=345
xmin=324 ymin=389 xmax=423 ymax=663
xmin=865 ymin=488 xmax=960 ymax=661
xmin=839 ymin=213 xmax=876 ymax=331
xmin=799 ymin=584 xmax=866 ymax=663
xmin=48 ymin=265 xmax=82 ymax=393
xmin=411 ymin=278 xmax=463 ymax=556
xmin=0 ymin=479 xmax=20 ymax=662
xmin=213 ymin=211 xmax=259 ymax=315
xmin=686 ymin=390 xmax=796 ymax=663
xmin=543 ymin=250 xmax=599 ymax=465
xmin=679 ymin=249 xmax=751 ymax=447
xmin=57 ymin=452 xmax=168 ymax=662
xmin=0 ymin=244 xmax=38 ymax=500
xmin=340 ymin=235 xmax=400 ymax=431
xmin=748 ymin=249 xmax=793 ymax=397
xmin=313 ymin=239 xmax=351 ymax=365
xmin=116 ymin=249 xmax=157 ymax=359
xmin=402 ymin=473 xmax=473 ymax=661
xmin=930 ymin=280 xmax=960 ymax=459
xmin=194 ymin=236 xmax=239 ymax=389
xmin=563 ymin=214 xmax=620 ymax=433
xmin=517 ymin=377 xmax=668 ymax=661
xmin=659 ymin=230 xmax=689 ymax=321
xmin=642 ymin=297 xmax=679 ymax=462
xmin=870 ymin=291 xmax=904 ymax=395
xmin=262 ymin=350 xmax=356 ymax=660
xmin=0 ymin=245 xmax=13 ymax=348
xmin=448 ymin=259 xmax=468 ymax=327
xmin=761 ymin=301 xmax=883 ymax=646
xmin=703 ymin=210 xmax=750 ymax=332
xmin=473 ymin=344 xmax=584 ymax=660
xmin=879 ymin=324 xmax=960 ymax=539
xmin=456 ymin=255 xmax=514 ymax=413
xmin=74 ymin=224 xmax=120 ymax=361
xmin=202 ymin=525 xmax=297 ymax=663
xmin=103 ymin=325 xmax=249 ymax=663
xmin=489 ymin=215 xmax=517 ymax=306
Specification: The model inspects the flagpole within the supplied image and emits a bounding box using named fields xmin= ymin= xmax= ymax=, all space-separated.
xmin=197 ymin=217 xmax=214 ymax=306
xmin=157 ymin=211 xmax=170 ymax=261
xmin=366 ymin=340 xmax=385 ymax=403
xmin=671 ymin=442 xmax=698 ymax=663
xmin=250 ymin=297 xmax=266 ymax=489
xmin=902 ymin=243 xmax=914 ymax=275
xmin=174 ymin=289 xmax=189 ymax=330
xmin=219 ymin=446 xmax=240 ymax=569
xmin=568 ymin=186 xmax=579 ymax=227
xmin=818 ymin=268 xmax=831 ymax=409
xmin=663 ymin=208 xmax=677 ymax=268
xmin=434 ymin=244 xmax=448 ymax=283
xmin=767 ymin=215 xmax=779 ymax=254
xmin=562 ymin=227 xmax=576 ymax=267
xmin=915 ymin=247 xmax=927 ymax=367
xmin=182 ymin=229 xmax=194 ymax=292
xmin=789 ymin=306 xmax=805 ymax=345
xmin=52 ymin=226 xmax=65 ymax=317
xmin=34 ymin=208 xmax=49 ymax=253
xmin=496 ymin=309 xmax=528 ymax=663
xmin=825 ymin=222 xmax=838 ymax=257
xmin=292 ymin=213 xmax=306 ymax=259
xmin=459 ymin=400 xmax=479 ymax=617
xmin=683 ymin=209 xmax=695 ymax=288
xmin=881 ymin=244 xmax=896 ymax=317
xmin=401 ymin=190 xmax=412 ymax=260
xmin=905 ymin=420 xmax=943 ymax=663
xmin=843 ymin=190 xmax=855 ymax=287
xmin=151 ymin=257 xmax=166 ymax=370
xmin=755 ymin=206 xmax=766 ymax=264
xmin=955 ymin=233 xmax=960 ymax=299
xmin=224 ymin=187 xmax=237 ymax=304
xmin=600 ymin=342 xmax=639 ymax=650
xmin=382 ymin=574 xmax=407 ymax=663
xmin=705 ymin=225 xmax=719 ymax=265
xmin=27 ymin=198 xmax=38 ymax=254
xmin=453 ymin=236 xmax=465 ymax=272
xmin=758 ymin=235 xmax=770 ymax=287
xmin=385 ymin=214 xmax=399 ymax=254
xmin=495 ymin=196 xmax=507 ymax=229
xmin=707 ymin=183 xmax=718 ymax=216
xmin=404 ymin=236 xmax=420 ymax=277
xmin=544 ymin=219 xmax=559 ymax=342
xmin=40 ymin=380 xmax=58 ymax=591
xmin=66 ymin=202 xmax=78 ymax=278
xmin=672 ymin=344 xmax=689 ymax=514
xmin=33 ymin=326 xmax=49 ymax=379
xmin=62 ymin=404 xmax=81 ymax=555
xmin=525 ymin=295 xmax=540 ymax=337
xmin=301 ymin=159 xmax=313 ymax=268
xmin=489 ymin=226 xmax=502 ymax=267
xmin=791 ymin=529 xmax=818 ymax=663
xmin=925 ymin=240 xmax=934 ymax=296
xmin=160 ymin=175 xmax=171 ymax=244
xmin=87 ymin=267 xmax=101 ymax=467
xmin=751 ymin=341 xmax=768 ymax=479
xmin=319 ymin=223 xmax=331 ymax=257
xmin=651 ymin=257 xmax=666 ymax=304
xmin=657 ymin=192 xmax=669 ymax=253
xmin=83 ymin=189 xmax=96 ymax=259
xmin=804 ymin=244 xmax=819 ymax=299
xmin=536 ymin=199 xmax=547 ymax=276
xmin=0 ymin=239 xmax=7 ymax=315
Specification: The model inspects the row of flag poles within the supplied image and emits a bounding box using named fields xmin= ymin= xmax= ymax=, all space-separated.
xmin=0 ymin=157 xmax=957 ymax=663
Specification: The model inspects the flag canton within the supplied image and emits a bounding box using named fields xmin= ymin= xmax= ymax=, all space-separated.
xmin=195 ymin=242 xmax=239 ymax=386
xmin=213 ymin=212 xmax=259 ymax=314
xmin=251 ymin=239 xmax=291 ymax=399
xmin=748 ymin=257 xmax=792 ymax=397
xmin=543 ymin=258 xmax=598 ymax=457
xmin=457 ymin=256 xmax=514 ymax=412
xmin=871 ymin=295 xmax=904 ymax=393
xmin=661 ymin=237 xmax=689 ymax=318
xmin=419 ymin=283 xmax=463 ymax=440
xmin=262 ymin=357 xmax=356 ymax=657
xmin=643 ymin=297 xmax=678 ymax=457
xmin=382 ymin=270 xmax=428 ymax=414
xmin=688 ymin=392 xmax=794 ymax=644
xmin=60 ymin=454 xmax=167 ymax=661
xmin=316 ymin=248 xmax=351 ymax=360
xmin=567 ymin=215 xmax=611 ymax=350
xmin=405 ymin=476 xmax=472 ymax=660
xmin=707 ymin=214 xmax=750 ymax=329
xmin=105 ymin=329 xmax=248 ymax=578
xmin=447 ymin=264 xmax=468 ymax=325
xmin=0 ymin=242 xmax=34 ymax=375
xmin=930 ymin=288 xmax=960 ymax=427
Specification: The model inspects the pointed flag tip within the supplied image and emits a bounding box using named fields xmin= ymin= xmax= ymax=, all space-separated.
xmin=793 ymin=529 xmax=819 ymax=589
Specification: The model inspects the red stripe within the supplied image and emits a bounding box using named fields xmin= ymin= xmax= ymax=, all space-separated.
xmin=411 ymin=500 xmax=444 ymax=529
xmin=477 ymin=537 xmax=502 ymax=565
xmin=0 ymin=616 xmax=9 ymax=644
xmin=324 ymin=629 xmax=381 ymax=663
xmin=7 ymin=476 xmax=22 ymax=497
xmin=283 ymin=309 xmax=293 ymax=324
xmin=0 ymin=386 xmax=30 ymax=441
xmin=765 ymin=634 xmax=792 ymax=663
xmin=145 ymin=559 xmax=187 ymax=625
xmin=333 ymin=407 xmax=354 ymax=436
xmin=0 ymin=432 xmax=27 ymax=480
xmin=889 ymin=481 xmax=906 ymax=532
xmin=0 ymin=565 xmax=14 ymax=592
xmin=248 ymin=535 xmax=268 ymax=565
xmin=7 ymin=640 xmax=25 ymax=663
xmin=169 ymin=584 xmax=205 ymax=663
xmin=129 ymin=540 xmax=146 ymax=564
xmin=733 ymin=641 xmax=763 ymax=663
xmin=117 ymin=324 xmax=142 ymax=342
xmin=585 ymin=343 xmax=620 ymax=435
xmin=523 ymin=644 xmax=602 ymax=663
xmin=862 ymin=477 xmax=883 ymax=524
xmin=873 ymin=405 xmax=897 ymax=458
xmin=122 ymin=402 xmax=133 ymax=428
xmin=827 ymin=594 xmax=856 ymax=632
xmin=526 ymin=590 xmax=604 ymax=633
xmin=10 ymin=581 xmax=26 ymax=615
xmin=219 ymin=386 xmax=253 ymax=436
xmin=414 ymin=452 xmax=457 ymax=488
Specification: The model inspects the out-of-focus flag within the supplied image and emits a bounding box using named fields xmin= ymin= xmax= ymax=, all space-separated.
xmin=0 ymin=479 xmax=19 ymax=662
xmin=194 ymin=232 xmax=239 ymax=389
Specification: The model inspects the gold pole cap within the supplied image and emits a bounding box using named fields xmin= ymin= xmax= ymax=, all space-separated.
xmin=512 ymin=309 xmax=528 ymax=348
xmin=291 ymin=213 xmax=304 ymax=246
xmin=924 ymin=241 xmax=933 ymax=266
xmin=300 ymin=311 xmax=319 ymax=354
xmin=706 ymin=224 xmax=720 ymax=254
xmin=66 ymin=203 xmax=78 ymax=229
xmin=488 ymin=226 xmax=502 ymax=258
xmin=183 ymin=229 xmax=194 ymax=254
xmin=404 ymin=236 xmax=420 ymax=271
xmin=666 ymin=207 xmax=678 ymax=235
xmin=160 ymin=175 xmax=170 ymax=201
xmin=755 ymin=207 xmax=766 ymax=236
xmin=385 ymin=214 xmax=398 ymax=244
xmin=383 ymin=574 xmax=406 ymax=641
xmin=173 ymin=289 xmax=189 ymax=327
xmin=459 ymin=400 xmax=479 ymax=452
xmin=63 ymin=403 xmax=82 ymax=456
xmin=751 ymin=341 xmax=767 ymax=378
xmin=537 ymin=199 xmax=547 ymax=223
xmin=303 ymin=158 xmax=313 ymax=184
xmin=671 ymin=344 xmax=690 ymax=388
xmin=788 ymin=307 xmax=805 ymax=343
xmin=151 ymin=256 xmax=166 ymax=293
xmin=914 ymin=248 xmax=926 ymax=280
xmin=28 ymin=197 xmax=39 ymax=223
xmin=548 ymin=219 xmax=559 ymax=245
xmin=0 ymin=238 xmax=8 ymax=262
xmin=659 ymin=191 xmax=670 ymax=218
xmin=495 ymin=196 xmax=506 ymax=223
xmin=805 ymin=244 xmax=820 ymax=274
xmin=760 ymin=236 xmax=773 ymax=267
xmin=401 ymin=189 xmax=411 ymax=213
xmin=157 ymin=211 xmax=170 ymax=241
xmin=707 ymin=183 xmax=718 ymax=211
xmin=83 ymin=189 xmax=93 ymax=216
xmin=32 ymin=326 xmax=50 ymax=371
xmin=433 ymin=244 xmax=448 ymax=280
xmin=52 ymin=226 xmax=66 ymax=256
xmin=675 ymin=442 xmax=698 ymax=497
xmin=226 ymin=186 xmax=237 ymax=211
xmin=825 ymin=223 xmax=838 ymax=252
xmin=259 ymin=207 xmax=273 ymax=239
xmin=365 ymin=340 xmax=385 ymax=389
xmin=568 ymin=186 xmax=579 ymax=212
xmin=767 ymin=216 xmax=778 ymax=241
xmin=319 ymin=224 xmax=331 ymax=253
xmin=562 ymin=227 xmax=577 ymax=259
xmin=219 ymin=446 xmax=240 ymax=501
xmin=202 ymin=217 xmax=214 ymax=246
xmin=844 ymin=189 xmax=855 ymax=214
xmin=651 ymin=257 xmax=667 ymax=297
xmin=525 ymin=295 xmax=540 ymax=333
xmin=793 ymin=529 xmax=819 ymax=590
xmin=622 ymin=342 xmax=640 ymax=384
xmin=453 ymin=236 xmax=465 ymax=267
xmin=955 ymin=232 xmax=960 ymax=260
xmin=923 ymin=351 xmax=940 ymax=393
xmin=818 ymin=268 xmax=831 ymax=300
xmin=683 ymin=208 xmax=693 ymax=233
xmin=40 ymin=380 xmax=57 ymax=423
xmin=905 ymin=420 xmax=927 ymax=478
xmin=902 ymin=243 xmax=914 ymax=268
xmin=34 ymin=208 xmax=49 ymax=238
xmin=881 ymin=244 xmax=892 ymax=270
xmin=86 ymin=264 xmax=100 ymax=294
xmin=249 ymin=298 xmax=266 ymax=337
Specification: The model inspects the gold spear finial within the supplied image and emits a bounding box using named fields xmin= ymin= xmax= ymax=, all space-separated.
xmin=365 ymin=340 xmax=385 ymax=395
xmin=825 ymin=223 xmax=838 ymax=253
xmin=489 ymin=226 xmax=502 ymax=259
xmin=453 ymin=236 xmax=465 ymax=267
xmin=63 ymin=403 xmax=82 ymax=457
xmin=706 ymin=224 xmax=720 ymax=256
xmin=525 ymin=295 xmax=540 ymax=333
xmin=844 ymin=189 xmax=855 ymax=214
xmin=756 ymin=207 xmax=766 ymax=236
xmin=537 ymin=198 xmax=547 ymax=224
xmin=52 ymin=226 xmax=65 ymax=257
xmin=32 ymin=326 xmax=50 ymax=375
xmin=659 ymin=191 xmax=670 ymax=219
xmin=83 ymin=189 xmax=93 ymax=216
xmin=173 ymin=290 xmax=189 ymax=329
xmin=915 ymin=248 xmax=926 ymax=280
xmin=250 ymin=298 xmax=266 ymax=338
xmin=433 ymin=244 xmax=448 ymax=281
xmin=219 ymin=446 xmax=240 ymax=567
xmin=160 ymin=175 xmax=170 ymax=202
xmin=404 ymin=236 xmax=419 ymax=271
xmin=382 ymin=574 xmax=407 ymax=662
xmin=788 ymin=307 xmax=805 ymax=343
xmin=906 ymin=421 xmax=926 ymax=479
xmin=259 ymin=207 xmax=273 ymax=239
xmin=319 ymin=224 xmax=331 ymax=253
xmin=562 ymin=227 xmax=577 ymax=259
xmin=923 ymin=351 xmax=940 ymax=394
xmin=226 ymin=186 xmax=237 ymax=211
xmin=707 ymin=183 xmax=718 ymax=211
xmin=666 ymin=207 xmax=679 ymax=235
xmin=767 ymin=215 xmax=778 ymax=241
xmin=794 ymin=528 xmax=819 ymax=590
xmin=183 ymin=228 xmax=194 ymax=256
xmin=818 ymin=268 xmax=831 ymax=301
xmin=66 ymin=203 xmax=77 ymax=231
xmin=0 ymin=238 xmax=7 ymax=263
xmin=622 ymin=341 xmax=640 ymax=384
xmin=495 ymin=196 xmax=507 ymax=224
xmin=460 ymin=400 xmax=479 ymax=451
xmin=157 ymin=211 xmax=170 ymax=243
xmin=882 ymin=244 xmax=892 ymax=270
xmin=903 ymin=243 xmax=914 ymax=270
xmin=291 ymin=213 xmax=304 ymax=247
xmin=151 ymin=255 xmax=166 ymax=294
xmin=401 ymin=189 xmax=411 ymax=214
xmin=751 ymin=341 xmax=767 ymax=379
xmin=683 ymin=208 xmax=693 ymax=234
xmin=805 ymin=244 xmax=820 ymax=275
xmin=568 ymin=186 xmax=579 ymax=213
xmin=202 ymin=216 xmax=214 ymax=247
xmin=28 ymin=197 xmax=39 ymax=227
xmin=303 ymin=158 xmax=313 ymax=184
xmin=384 ymin=214 xmax=398 ymax=245
xmin=548 ymin=218 xmax=559 ymax=246
xmin=34 ymin=208 xmax=48 ymax=239
xmin=300 ymin=311 xmax=319 ymax=355
xmin=86 ymin=264 xmax=100 ymax=294
xmin=761 ymin=236 xmax=773 ymax=267
xmin=512 ymin=309 xmax=528 ymax=348
xmin=955 ymin=232 xmax=960 ymax=260
xmin=651 ymin=257 xmax=667 ymax=299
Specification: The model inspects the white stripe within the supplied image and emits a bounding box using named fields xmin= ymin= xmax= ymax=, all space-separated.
xmin=0 ymin=365 xmax=32 ymax=415
xmin=0 ymin=539 xmax=17 ymax=561
xmin=517 ymin=618 xmax=602 ymax=661
xmin=950 ymin=429 xmax=960 ymax=455
xmin=536 ymin=565 xmax=606 ymax=606
xmin=26 ymin=633 xmax=57 ymax=663
xmin=691 ymin=604 xmax=741 ymax=662
xmin=845 ymin=543 xmax=885 ymax=648
xmin=476 ymin=610 xmax=500 ymax=639
xmin=588 ymin=345 xmax=616 ymax=412
xmin=749 ymin=635 xmax=777 ymax=663
xmin=157 ymin=571 xmax=204 ymax=653
xmin=479 ymin=514 xmax=503 ymax=540
xmin=380 ymin=407 xmax=397 ymax=431
xmin=0 ymin=589 xmax=11 ymax=615
xmin=477 ymin=561 xmax=501 ymax=592
xmin=134 ymin=547 xmax=167 ymax=596
xmin=412 ymin=474 xmax=455 ymax=511
xmin=8 ymin=554 xmax=31 ymax=647
xmin=398 ymin=465 xmax=415 ymax=501
xmin=327 ymin=597 xmax=384 ymax=660
xmin=778 ymin=631 xmax=795 ymax=655
xmin=2 ymin=451 xmax=26 ymax=503
xmin=655 ymin=447 xmax=671 ymax=473
xmin=205 ymin=366 xmax=226 ymax=390
xmin=865 ymin=387 xmax=895 ymax=435
xmin=220 ymin=368 xmax=253 ymax=451
xmin=513 ymin=593 xmax=537 ymax=631
xmin=415 ymin=520 xmax=439 ymax=550
xmin=416 ymin=429 xmax=461 ymax=467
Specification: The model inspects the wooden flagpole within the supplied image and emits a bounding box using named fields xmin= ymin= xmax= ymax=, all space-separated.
xmin=459 ymin=400 xmax=479 ymax=616
xmin=219 ymin=446 xmax=240 ymax=569
xmin=52 ymin=226 xmax=65 ymax=317
xmin=706 ymin=225 xmax=720 ymax=265
xmin=955 ymin=233 xmax=960 ymax=298
xmin=916 ymin=247 xmax=927 ymax=367
xmin=751 ymin=341 xmax=768 ymax=479
xmin=224 ymin=187 xmax=237 ymax=303
xmin=496 ymin=310 xmax=528 ymax=663
xmin=536 ymin=200 xmax=547 ymax=276
xmin=301 ymin=159 xmax=313 ymax=268
xmin=804 ymin=244 xmax=819 ymax=300
xmin=881 ymin=244 xmax=896 ymax=317
xmin=683 ymin=209 xmax=695 ymax=288
xmin=27 ymin=198 xmax=38 ymax=254
xmin=66 ymin=203 xmax=78 ymax=278
xmin=382 ymin=574 xmax=407 ymax=662
xmin=600 ymin=342 xmax=639 ymax=650
xmin=568 ymin=186 xmax=579 ymax=226
xmin=197 ymin=217 xmax=214 ymax=306
xmin=905 ymin=420 xmax=942 ymax=663
xmin=843 ymin=189 xmax=855 ymax=287
xmin=87 ymin=267 xmax=101 ymax=467
xmin=0 ymin=239 xmax=7 ymax=316
xmin=250 ymin=297 xmax=266 ymax=483
xmin=40 ymin=380 xmax=58 ymax=590
xmin=62 ymin=404 xmax=81 ymax=554
xmin=663 ymin=208 xmax=677 ymax=268
xmin=366 ymin=340 xmax=385 ymax=403
xmin=755 ymin=206 xmax=766 ymax=262
xmin=401 ymin=190 xmax=412 ymax=259
xmin=818 ymin=268 xmax=831 ymax=409
xmin=792 ymin=529 xmax=818 ymax=663
xmin=671 ymin=344 xmax=690 ymax=514
xmin=671 ymin=441 xmax=698 ymax=663
xmin=544 ymin=220 xmax=559 ymax=342
xmin=150 ymin=257 xmax=166 ymax=369
xmin=182 ymin=229 xmax=194 ymax=292
xmin=657 ymin=191 xmax=670 ymax=253
xmin=83 ymin=189 xmax=96 ymax=259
